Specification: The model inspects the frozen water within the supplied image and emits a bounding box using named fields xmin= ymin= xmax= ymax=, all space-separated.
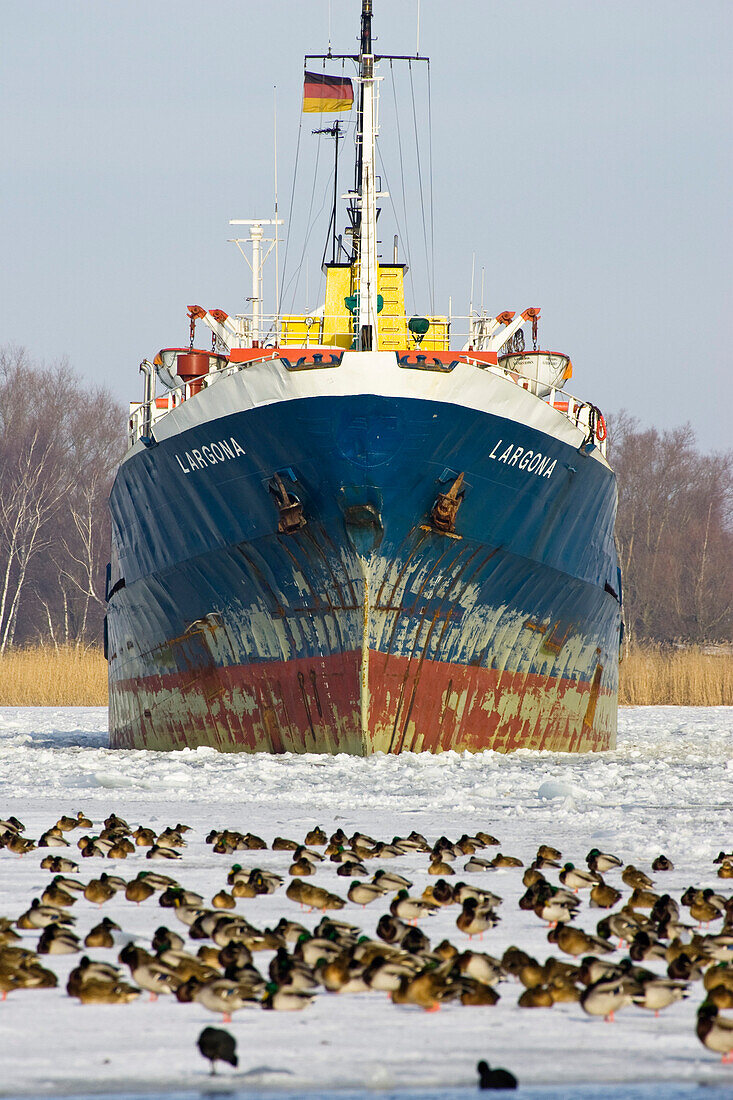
xmin=0 ymin=705 xmax=731 ymax=1095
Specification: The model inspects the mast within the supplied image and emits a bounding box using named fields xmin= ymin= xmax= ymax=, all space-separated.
xmin=356 ymin=0 xmax=379 ymax=350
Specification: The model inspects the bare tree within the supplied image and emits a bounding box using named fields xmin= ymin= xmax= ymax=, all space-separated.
xmin=609 ymin=412 xmax=733 ymax=644
xmin=0 ymin=347 xmax=124 ymax=650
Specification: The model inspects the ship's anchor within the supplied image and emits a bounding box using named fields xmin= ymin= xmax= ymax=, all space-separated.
xmin=270 ymin=473 xmax=306 ymax=534
xmin=429 ymin=471 xmax=465 ymax=534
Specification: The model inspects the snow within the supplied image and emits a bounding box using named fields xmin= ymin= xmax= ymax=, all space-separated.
xmin=0 ymin=705 xmax=731 ymax=1095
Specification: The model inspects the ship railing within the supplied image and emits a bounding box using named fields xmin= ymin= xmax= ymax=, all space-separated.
xmin=128 ymin=339 xmax=607 ymax=457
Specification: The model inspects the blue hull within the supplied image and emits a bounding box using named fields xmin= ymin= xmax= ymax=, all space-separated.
xmin=107 ymin=393 xmax=621 ymax=753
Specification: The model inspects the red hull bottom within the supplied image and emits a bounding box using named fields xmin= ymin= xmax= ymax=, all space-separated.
xmin=109 ymin=649 xmax=615 ymax=754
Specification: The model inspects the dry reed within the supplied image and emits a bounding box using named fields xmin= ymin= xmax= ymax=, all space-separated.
xmin=0 ymin=643 xmax=730 ymax=708
xmin=619 ymin=645 xmax=733 ymax=706
xmin=0 ymin=645 xmax=107 ymax=706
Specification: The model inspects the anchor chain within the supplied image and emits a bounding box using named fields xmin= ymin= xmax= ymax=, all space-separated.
xmin=430 ymin=471 xmax=465 ymax=534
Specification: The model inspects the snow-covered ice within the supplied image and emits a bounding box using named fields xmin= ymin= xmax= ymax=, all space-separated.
xmin=0 ymin=705 xmax=731 ymax=1095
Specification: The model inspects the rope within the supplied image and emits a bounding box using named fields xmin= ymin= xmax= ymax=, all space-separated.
xmin=287 ymin=119 xmax=324 ymax=313
xmin=390 ymin=61 xmax=417 ymax=309
xmin=427 ymin=60 xmax=435 ymax=315
xmin=409 ymin=61 xmax=432 ymax=315
xmin=279 ymin=105 xmax=304 ymax=312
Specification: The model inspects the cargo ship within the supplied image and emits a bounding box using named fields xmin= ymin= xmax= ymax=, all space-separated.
xmin=107 ymin=1 xmax=622 ymax=754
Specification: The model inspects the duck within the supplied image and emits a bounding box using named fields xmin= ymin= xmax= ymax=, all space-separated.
xmin=337 ymin=860 xmax=368 ymax=877
xmin=457 ymin=951 xmax=504 ymax=985
xmin=38 ymin=827 xmax=70 ymax=848
xmin=628 ymin=887 xmax=661 ymax=911
xmin=3 ymin=832 xmax=36 ymax=856
xmin=718 ymin=860 xmax=733 ymax=880
xmin=40 ymin=855 xmax=78 ymax=872
xmin=83 ymin=877 xmax=116 ymax=906
xmin=125 ymin=877 xmax=156 ymax=904
xmin=517 ymin=984 xmax=554 ymax=1008
xmin=622 ymin=865 xmax=654 ymax=889
xmin=464 ymin=856 xmax=494 ymax=873
xmin=651 ymin=854 xmax=674 ymax=872
xmin=424 ymin=880 xmax=456 ymax=907
xmin=454 ymin=883 xmax=502 ymax=907
xmin=376 ymin=914 xmax=410 ymax=945
xmin=289 ymin=883 xmax=345 ymax=912
xmin=133 ymin=827 xmax=156 ymax=847
xmin=272 ymin=836 xmax=299 ymax=851
xmin=696 ymin=1003 xmax=733 ymax=1061
xmin=67 ymin=957 xmax=122 ymax=993
xmin=391 ymin=969 xmax=454 ymax=1012
xmin=586 ymin=848 xmax=623 ymax=874
xmin=119 ymin=944 xmax=180 ymax=1000
xmin=41 ymin=881 xmax=77 ymax=908
xmin=304 ymin=826 xmax=327 ymax=846
xmin=559 ymin=863 xmax=600 ymax=891
xmin=84 ymin=917 xmax=120 ymax=948
xmin=428 ymin=857 xmax=455 ymax=876
xmin=212 ymin=890 xmax=236 ymax=909
xmin=390 ymin=891 xmax=440 ymax=922
xmin=460 ymin=979 xmax=500 ymax=1006
xmin=289 ymin=856 xmax=316 ymax=877
xmin=347 ymin=880 xmax=387 ymax=907
xmin=37 ymin=926 xmax=80 ymax=954
xmin=197 ymin=1026 xmax=238 ymax=1075
xmin=477 ymin=1060 xmax=517 ymax=1090
xmin=475 ymin=831 xmax=500 ymax=847
xmin=152 ymin=925 xmax=185 ymax=953
xmin=456 ymin=898 xmax=499 ymax=939
xmin=74 ymin=978 xmax=141 ymax=1004
xmin=17 ymin=899 xmax=73 ymax=930
xmin=490 ymin=853 xmax=523 ymax=869
xmin=633 ymin=977 xmax=688 ymax=1013
xmin=146 ymin=844 xmax=181 ymax=860
xmin=554 ymin=925 xmax=615 ymax=958
xmin=108 ymin=840 xmax=134 ymax=859
xmin=590 ymin=878 xmax=623 ymax=909
xmin=580 ymin=976 xmax=638 ymax=1021
xmin=262 ymin=981 xmax=315 ymax=1011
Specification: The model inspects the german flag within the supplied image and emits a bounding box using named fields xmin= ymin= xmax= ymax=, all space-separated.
xmin=302 ymin=71 xmax=354 ymax=113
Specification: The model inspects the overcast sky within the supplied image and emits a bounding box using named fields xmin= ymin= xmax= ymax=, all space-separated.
xmin=2 ymin=0 xmax=731 ymax=451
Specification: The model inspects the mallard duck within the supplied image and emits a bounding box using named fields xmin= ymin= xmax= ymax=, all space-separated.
xmin=41 ymin=881 xmax=76 ymax=908
xmin=537 ymin=843 xmax=562 ymax=861
xmin=37 ymin=926 xmax=80 ymax=954
xmin=554 ymin=925 xmax=615 ymax=957
xmin=459 ymin=978 xmax=499 ymax=1006
xmin=84 ymin=917 xmax=120 ymax=948
xmin=347 ymin=880 xmax=387 ymax=906
xmin=518 ymin=984 xmax=554 ymax=1008
xmin=651 ymin=854 xmax=674 ymax=872
xmin=534 ymin=897 xmax=579 ymax=928
xmin=424 ymin=879 xmax=456 ymax=906
xmin=40 ymin=855 xmax=78 ymax=872
xmin=464 ymin=857 xmax=494 ymax=873
xmin=628 ymin=887 xmax=661 ymax=911
xmin=390 ymin=891 xmax=439 ymax=922
xmin=152 ymin=925 xmax=185 ymax=952
xmin=125 ymin=877 xmax=156 ymax=904
xmin=590 ymin=879 xmax=623 ymax=909
xmin=696 ymin=1003 xmax=733 ymax=1061
xmin=454 ymin=883 xmax=502 ymax=907
xmin=629 ymin=931 xmax=668 ymax=963
xmin=456 ymin=898 xmax=499 ymax=938
xmin=580 ymin=976 xmax=638 ymax=1020
xmin=17 ymin=899 xmax=73 ymax=930
xmin=457 ymin=951 xmax=504 ymax=985
xmin=212 ymin=890 xmax=236 ymax=910
xmin=74 ymin=979 xmax=141 ymax=1004
xmin=108 ymin=840 xmax=133 ymax=859
xmin=586 ymin=848 xmax=623 ymax=873
xmin=477 ymin=1060 xmax=517 ymax=1089
xmin=491 ymin=854 xmax=524 ymax=869
xmin=690 ymin=891 xmax=725 ymax=926
xmin=717 ymin=860 xmax=733 ymax=879
xmin=133 ymin=827 xmax=156 ymax=847
xmin=39 ymin=827 xmax=70 ymax=848
xmin=532 ymin=856 xmax=561 ymax=871
xmin=428 ymin=858 xmax=455 ymax=876
xmin=272 ymin=836 xmax=299 ymax=851
xmin=304 ymin=826 xmax=327 ymax=846
xmin=4 ymin=833 xmax=35 ymax=856
xmin=292 ymin=883 xmax=345 ymax=912
xmin=262 ymin=981 xmax=315 ymax=1011
xmin=559 ymin=863 xmax=600 ymax=891
xmin=84 ymin=877 xmax=116 ymax=906
xmin=376 ymin=914 xmax=409 ymax=945
xmin=633 ymin=977 xmax=688 ymax=1013
xmin=337 ymin=860 xmax=368 ymax=877
xmin=622 ymin=865 xmax=654 ymax=889
xmin=706 ymin=987 xmax=733 ymax=1010
xmin=146 ymin=844 xmax=181 ymax=860
xmin=67 ymin=957 xmax=122 ymax=995
xmin=119 ymin=944 xmax=180 ymax=999
xmin=699 ymin=963 xmax=730 ymax=998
